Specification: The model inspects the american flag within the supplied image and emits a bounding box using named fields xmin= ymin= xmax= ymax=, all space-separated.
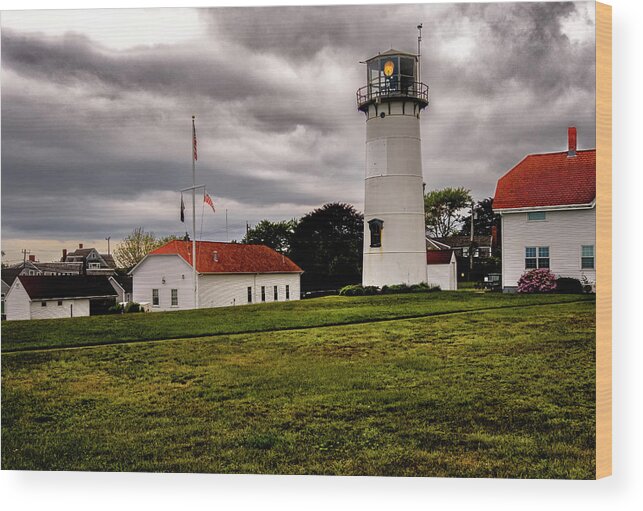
xmin=204 ymin=192 xmax=215 ymax=213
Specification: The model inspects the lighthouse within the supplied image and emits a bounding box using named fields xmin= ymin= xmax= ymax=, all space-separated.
xmin=357 ymin=48 xmax=429 ymax=287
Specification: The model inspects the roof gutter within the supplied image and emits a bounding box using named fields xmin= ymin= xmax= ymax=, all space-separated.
xmin=28 ymin=294 xmax=118 ymax=301
xmin=494 ymin=200 xmax=596 ymax=214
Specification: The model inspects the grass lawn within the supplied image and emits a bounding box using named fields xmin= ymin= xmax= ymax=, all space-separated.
xmin=1 ymin=294 xmax=595 ymax=478
xmin=2 ymin=291 xmax=592 ymax=352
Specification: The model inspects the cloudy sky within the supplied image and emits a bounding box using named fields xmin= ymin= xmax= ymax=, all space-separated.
xmin=1 ymin=1 xmax=596 ymax=264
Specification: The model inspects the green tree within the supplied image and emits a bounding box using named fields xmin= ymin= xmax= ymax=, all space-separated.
xmin=459 ymin=197 xmax=500 ymax=237
xmin=289 ymin=203 xmax=363 ymax=291
xmin=424 ymin=187 xmax=472 ymax=238
xmin=114 ymin=227 xmax=179 ymax=270
xmin=242 ymin=219 xmax=298 ymax=255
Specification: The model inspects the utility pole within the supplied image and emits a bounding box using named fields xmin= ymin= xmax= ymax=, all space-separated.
xmin=105 ymin=236 xmax=111 ymax=255
xmin=225 ymin=209 xmax=229 ymax=242
xmin=21 ymin=249 xmax=30 ymax=265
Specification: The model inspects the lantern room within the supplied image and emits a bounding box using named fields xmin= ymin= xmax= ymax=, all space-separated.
xmin=356 ymin=49 xmax=429 ymax=112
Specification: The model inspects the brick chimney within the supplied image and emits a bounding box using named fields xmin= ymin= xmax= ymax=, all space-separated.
xmin=567 ymin=127 xmax=577 ymax=157
xmin=62 ymin=248 xmax=67 ymax=261
xmin=28 ymin=254 xmax=36 ymax=262
xmin=79 ymin=243 xmax=84 ymax=249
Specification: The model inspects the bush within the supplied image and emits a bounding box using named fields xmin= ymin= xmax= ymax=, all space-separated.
xmin=339 ymin=282 xmax=441 ymax=296
xmin=517 ymin=269 xmax=557 ymax=293
xmin=555 ymin=277 xmax=584 ymax=294
xmin=108 ymin=303 xmax=123 ymax=314
xmin=339 ymin=284 xmax=365 ymax=296
xmin=125 ymin=302 xmax=141 ymax=313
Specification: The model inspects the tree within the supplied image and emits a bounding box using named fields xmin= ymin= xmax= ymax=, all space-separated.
xmin=424 ymin=187 xmax=472 ymax=238
xmin=289 ymin=203 xmax=363 ymax=291
xmin=459 ymin=197 xmax=500 ymax=237
xmin=242 ymin=219 xmax=298 ymax=255
xmin=114 ymin=227 xmax=179 ymax=270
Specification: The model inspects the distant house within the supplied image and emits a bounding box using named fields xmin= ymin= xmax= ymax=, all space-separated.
xmin=62 ymin=244 xmax=117 ymax=275
xmin=109 ymin=275 xmax=133 ymax=303
xmin=426 ymin=250 xmax=458 ymax=290
xmin=493 ymin=127 xmax=595 ymax=291
xmin=130 ymin=240 xmax=303 ymax=311
xmin=2 ymin=257 xmax=82 ymax=279
xmin=5 ymin=275 xmax=118 ymax=321
xmin=427 ymin=234 xmax=495 ymax=259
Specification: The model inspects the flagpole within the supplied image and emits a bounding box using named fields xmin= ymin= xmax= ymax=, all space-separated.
xmin=192 ymin=115 xmax=198 ymax=309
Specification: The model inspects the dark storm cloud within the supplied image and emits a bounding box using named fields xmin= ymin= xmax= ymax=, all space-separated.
xmin=1 ymin=29 xmax=266 ymax=100
xmin=1 ymin=2 xmax=596 ymax=262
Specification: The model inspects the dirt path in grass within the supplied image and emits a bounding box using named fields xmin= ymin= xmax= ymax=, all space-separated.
xmin=2 ymin=299 xmax=594 ymax=355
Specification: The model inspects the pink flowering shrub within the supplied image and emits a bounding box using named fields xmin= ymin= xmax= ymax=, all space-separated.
xmin=517 ymin=268 xmax=557 ymax=293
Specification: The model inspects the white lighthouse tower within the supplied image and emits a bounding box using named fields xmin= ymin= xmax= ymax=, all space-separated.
xmin=357 ymin=48 xmax=429 ymax=287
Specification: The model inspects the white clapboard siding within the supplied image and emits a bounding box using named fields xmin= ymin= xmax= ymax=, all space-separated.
xmin=132 ymin=254 xmax=196 ymax=311
xmin=501 ymin=207 xmax=596 ymax=289
xmin=199 ymin=273 xmax=301 ymax=308
xmin=5 ymin=280 xmax=31 ymax=320
xmin=427 ymin=262 xmax=458 ymax=291
xmin=30 ymin=299 xmax=89 ymax=320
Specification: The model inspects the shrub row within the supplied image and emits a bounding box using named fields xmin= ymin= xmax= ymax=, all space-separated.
xmin=339 ymin=282 xmax=441 ymax=296
xmin=517 ymin=269 xmax=594 ymax=294
xmin=108 ymin=302 xmax=143 ymax=314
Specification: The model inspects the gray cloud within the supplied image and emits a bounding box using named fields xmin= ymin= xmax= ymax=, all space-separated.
xmin=1 ymin=2 xmax=596 ymax=263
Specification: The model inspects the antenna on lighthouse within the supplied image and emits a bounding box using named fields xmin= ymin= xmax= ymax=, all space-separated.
xmin=417 ymin=23 xmax=423 ymax=82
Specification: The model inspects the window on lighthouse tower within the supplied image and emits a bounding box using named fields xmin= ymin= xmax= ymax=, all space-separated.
xmin=368 ymin=219 xmax=384 ymax=248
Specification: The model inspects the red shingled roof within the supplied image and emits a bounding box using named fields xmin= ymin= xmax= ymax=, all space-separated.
xmin=149 ymin=241 xmax=303 ymax=274
xmin=493 ymin=150 xmax=596 ymax=210
xmin=426 ymin=250 xmax=454 ymax=265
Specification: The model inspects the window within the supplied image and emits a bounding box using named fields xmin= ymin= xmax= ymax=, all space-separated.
xmin=261 ymin=286 xmax=266 ymax=302
xmin=274 ymin=285 xmax=278 ymax=301
xmin=41 ymin=301 xmax=47 ymax=307
xmin=57 ymin=300 xmax=63 ymax=306
xmin=171 ymin=289 xmax=178 ymax=306
xmin=368 ymin=219 xmax=384 ymax=248
xmin=462 ymin=247 xmax=469 ymax=257
xmin=525 ymin=246 xmax=550 ymax=269
xmin=88 ymin=262 xmax=101 ymax=269
xmin=527 ymin=211 xmax=546 ymax=221
xmin=286 ymin=285 xmax=290 ymax=300
xmin=581 ymin=245 xmax=595 ymax=269
xmin=247 ymin=286 xmax=253 ymax=303
xmin=152 ymin=288 xmax=159 ymax=306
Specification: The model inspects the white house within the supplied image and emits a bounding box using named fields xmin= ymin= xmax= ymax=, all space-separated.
xmin=493 ymin=127 xmax=596 ymax=291
xmin=109 ymin=275 xmax=133 ymax=303
xmin=427 ymin=249 xmax=458 ymax=290
xmin=130 ymin=240 xmax=303 ymax=311
xmin=5 ymin=275 xmax=118 ymax=321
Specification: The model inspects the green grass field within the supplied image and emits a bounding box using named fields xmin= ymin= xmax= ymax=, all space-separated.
xmin=2 ymin=291 xmax=591 ymax=352
xmin=1 ymin=293 xmax=596 ymax=478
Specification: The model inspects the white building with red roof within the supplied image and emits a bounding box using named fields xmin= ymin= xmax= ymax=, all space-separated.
xmin=426 ymin=249 xmax=457 ymax=291
xmin=493 ymin=127 xmax=596 ymax=291
xmin=130 ymin=240 xmax=303 ymax=311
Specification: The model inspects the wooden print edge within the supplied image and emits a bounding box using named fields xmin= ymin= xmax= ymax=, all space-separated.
xmin=595 ymin=1 xmax=612 ymax=480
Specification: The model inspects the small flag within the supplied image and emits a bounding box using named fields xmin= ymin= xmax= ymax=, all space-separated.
xmin=192 ymin=120 xmax=198 ymax=161
xmin=180 ymin=194 xmax=185 ymax=222
xmin=204 ymin=192 xmax=216 ymax=213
